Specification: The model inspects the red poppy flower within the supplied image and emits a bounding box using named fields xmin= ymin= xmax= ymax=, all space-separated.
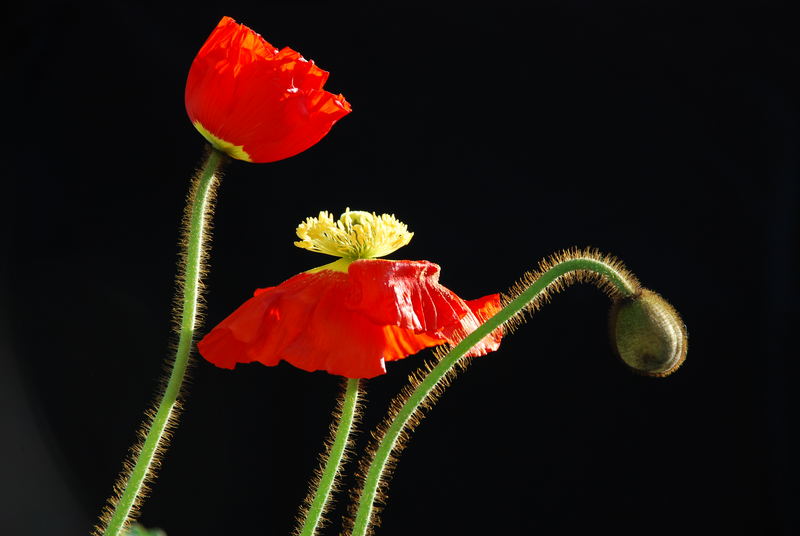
xmin=185 ymin=16 xmax=351 ymax=163
xmin=198 ymin=211 xmax=503 ymax=378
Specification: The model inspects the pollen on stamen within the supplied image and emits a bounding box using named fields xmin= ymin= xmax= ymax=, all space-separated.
xmin=294 ymin=208 xmax=413 ymax=259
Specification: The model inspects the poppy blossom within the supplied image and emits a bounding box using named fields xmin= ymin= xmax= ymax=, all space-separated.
xmin=198 ymin=210 xmax=503 ymax=378
xmin=185 ymin=16 xmax=351 ymax=163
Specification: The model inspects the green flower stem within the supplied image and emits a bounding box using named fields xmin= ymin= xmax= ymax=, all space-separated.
xmin=349 ymin=257 xmax=637 ymax=536
xmin=298 ymin=378 xmax=361 ymax=536
xmin=100 ymin=148 xmax=224 ymax=536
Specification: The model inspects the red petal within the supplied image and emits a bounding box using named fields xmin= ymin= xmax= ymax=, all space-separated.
xmin=185 ymin=16 xmax=351 ymax=163
xmin=199 ymin=271 xmax=399 ymax=378
xmin=344 ymin=260 xmax=502 ymax=355
xmin=197 ymin=262 xmax=503 ymax=379
xmin=459 ymin=294 xmax=504 ymax=356
xmin=381 ymin=326 xmax=446 ymax=362
xmin=345 ymin=259 xmax=472 ymax=332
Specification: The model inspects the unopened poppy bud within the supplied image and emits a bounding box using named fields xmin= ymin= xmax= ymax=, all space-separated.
xmin=609 ymin=289 xmax=687 ymax=377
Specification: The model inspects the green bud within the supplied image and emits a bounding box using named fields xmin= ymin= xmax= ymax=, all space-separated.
xmin=609 ymin=289 xmax=687 ymax=377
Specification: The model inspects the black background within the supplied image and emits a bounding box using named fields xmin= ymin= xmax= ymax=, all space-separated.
xmin=4 ymin=2 xmax=798 ymax=535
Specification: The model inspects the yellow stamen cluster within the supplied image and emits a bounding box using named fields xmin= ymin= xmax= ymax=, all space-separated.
xmin=294 ymin=209 xmax=413 ymax=259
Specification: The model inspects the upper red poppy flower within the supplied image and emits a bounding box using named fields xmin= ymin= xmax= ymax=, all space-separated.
xmin=198 ymin=210 xmax=503 ymax=378
xmin=185 ymin=16 xmax=351 ymax=163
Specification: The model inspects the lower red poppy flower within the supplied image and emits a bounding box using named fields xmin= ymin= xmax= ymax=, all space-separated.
xmin=198 ymin=259 xmax=501 ymax=379
xmin=198 ymin=210 xmax=503 ymax=378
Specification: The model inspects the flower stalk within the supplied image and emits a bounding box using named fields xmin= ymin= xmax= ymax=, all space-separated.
xmin=347 ymin=249 xmax=685 ymax=536
xmin=296 ymin=378 xmax=362 ymax=536
xmin=96 ymin=147 xmax=225 ymax=536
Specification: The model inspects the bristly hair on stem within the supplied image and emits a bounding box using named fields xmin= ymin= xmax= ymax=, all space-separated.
xmin=501 ymin=247 xmax=639 ymax=333
xmin=344 ymin=247 xmax=660 ymax=536
xmin=168 ymin=153 xmax=223 ymax=346
xmin=293 ymin=378 xmax=364 ymax=536
xmin=94 ymin=147 xmax=225 ymax=536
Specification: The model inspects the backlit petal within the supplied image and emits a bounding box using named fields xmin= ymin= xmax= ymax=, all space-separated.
xmin=185 ymin=16 xmax=351 ymax=163
xmin=345 ymin=260 xmax=471 ymax=331
xmin=198 ymin=261 xmax=503 ymax=378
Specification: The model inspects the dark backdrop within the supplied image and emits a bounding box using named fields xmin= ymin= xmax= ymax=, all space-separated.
xmin=4 ymin=2 xmax=797 ymax=535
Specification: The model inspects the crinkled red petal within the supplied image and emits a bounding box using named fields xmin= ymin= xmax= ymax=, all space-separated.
xmin=345 ymin=260 xmax=471 ymax=331
xmin=460 ymin=294 xmax=504 ymax=355
xmin=346 ymin=260 xmax=503 ymax=357
xmin=185 ymin=16 xmax=351 ymax=163
xmin=197 ymin=260 xmax=503 ymax=378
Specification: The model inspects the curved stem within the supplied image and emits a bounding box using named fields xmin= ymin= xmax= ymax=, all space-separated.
xmin=349 ymin=256 xmax=637 ymax=536
xmin=297 ymin=378 xmax=362 ymax=536
xmin=99 ymin=148 xmax=224 ymax=536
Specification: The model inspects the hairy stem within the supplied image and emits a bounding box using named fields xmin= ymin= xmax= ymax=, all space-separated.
xmin=98 ymin=148 xmax=224 ymax=536
xmin=297 ymin=378 xmax=362 ymax=536
xmin=349 ymin=255 xmax=638 ymax=536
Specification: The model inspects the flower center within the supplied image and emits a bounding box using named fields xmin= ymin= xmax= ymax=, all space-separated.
xmin=295 ymin=209 xmax=413 ymax=260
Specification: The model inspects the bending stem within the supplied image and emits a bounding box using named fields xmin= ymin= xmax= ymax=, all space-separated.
xmin=100 ymin=148 xmax=224 ymax=536
xmin=350 ymin=257 xmax=636 ymax=536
